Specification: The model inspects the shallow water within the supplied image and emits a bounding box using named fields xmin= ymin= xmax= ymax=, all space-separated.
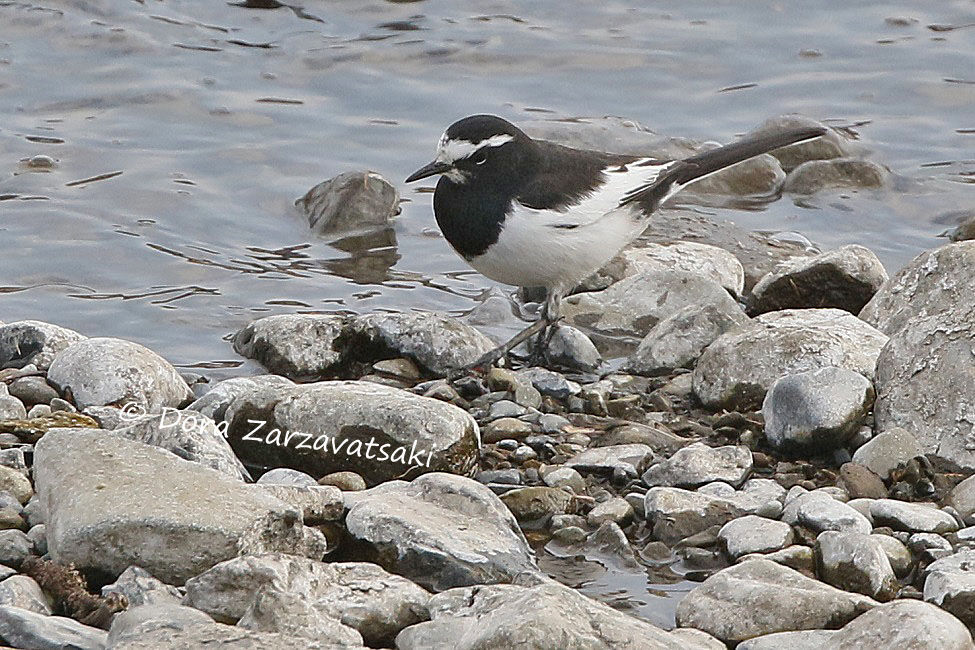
xmin=3 ymin=0 xmax=973 ymax=626
xmin=2 ymin=0 xmax=973 ymax=375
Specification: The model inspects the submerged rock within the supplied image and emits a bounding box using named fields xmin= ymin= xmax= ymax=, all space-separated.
xmin=748 ymin=245 xmax=887 ymax=316
xmin=34 ymin=429 xmax=315 ymax=585
xmin=344 ymin=473 xmax=538 ymax=591
xmin=675 ymin=558 xmax=877 ymax=643
xmin=693 ymin=308 xmax=887 ymax=411
xmin=744 ymin=115 xmax=849 ymax=172
xmin=784 ymin=158 xmax=890 ymax=194
xmin=297 ymin=171 xmax=399 ymax=235
xmin=47 ymin=337 xmax=194 ymax=411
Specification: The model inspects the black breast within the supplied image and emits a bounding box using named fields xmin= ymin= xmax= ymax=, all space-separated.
xmin=433 ymin=178 xmax=510 ymax=259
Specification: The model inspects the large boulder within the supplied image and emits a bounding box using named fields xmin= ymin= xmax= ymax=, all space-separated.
xmin=863 ymin=242 xmax=975 ymax=469
xmin=0 ymin=321 xmax=86 ymax=371
xmin=34 ymin=429 xmax=318 ymax=585
xmin=222 ymin=380 xmax=479 ymax=485
xmin=344 ymin=473 xmax=538 ymax=591
xmin=47 ymin=337 xmax=193 ymax=411
xmin=693 ymin=309 xmax=887 ymax=411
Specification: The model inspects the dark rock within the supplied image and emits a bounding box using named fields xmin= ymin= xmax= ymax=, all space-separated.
xmin=297 ymin=171 xmax=399 ymax=235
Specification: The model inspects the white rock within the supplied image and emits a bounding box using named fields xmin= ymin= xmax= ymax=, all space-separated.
xmin=719 ymin=515 xmax=794 ymax=559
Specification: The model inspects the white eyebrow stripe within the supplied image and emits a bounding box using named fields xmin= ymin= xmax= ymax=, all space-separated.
xmin=436 ymin=133 xmax=514 ymax=163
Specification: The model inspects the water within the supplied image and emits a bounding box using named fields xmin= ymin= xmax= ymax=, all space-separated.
xmin=2 ymin=0 xmax=973 ymax=623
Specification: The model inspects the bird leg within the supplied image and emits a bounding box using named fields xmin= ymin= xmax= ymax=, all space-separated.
xmin=529 ymin=289 xmax=563 ymax=366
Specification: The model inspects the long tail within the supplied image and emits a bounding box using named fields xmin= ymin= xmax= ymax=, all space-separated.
xmin=621 ymin=126 xmax=826 ymax=208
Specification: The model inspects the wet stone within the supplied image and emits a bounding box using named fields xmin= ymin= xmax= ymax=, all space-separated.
xmin=543 ymin=323 xmax=601 ymax=372
xmin=587 ymin=497 xmax=633 ymax=527
xmin=642 ymin=442 xmax=752 ymax=489
xmin=7 ymin=376 xmax=59 ymax=407
xmin=297 ymin=170 xmax=399 ymax=235
xmin=784 ymin=158 xmax=889 ymax=194
xmin=541 ymin=467 xmax=585 ymax=494
xmin=645 ymin=487 xmax=748 ymax=544
xmin=745 ymin=115 xmax=850 ymax=172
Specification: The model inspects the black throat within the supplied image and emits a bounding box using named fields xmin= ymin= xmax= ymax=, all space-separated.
xmin=433 ymin=177 xmax=513 ymax=259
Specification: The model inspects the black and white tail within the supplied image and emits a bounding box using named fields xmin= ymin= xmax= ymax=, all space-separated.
xmin=621 ymin=126 xmax=826 ymax=210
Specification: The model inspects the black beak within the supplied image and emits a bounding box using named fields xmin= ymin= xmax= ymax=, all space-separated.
xmin=405 ymin=160 xmax=452 ymax=183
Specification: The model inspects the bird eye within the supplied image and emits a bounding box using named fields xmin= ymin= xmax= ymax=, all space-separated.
xmin=473 ymin=151 xmax=488 ymax=165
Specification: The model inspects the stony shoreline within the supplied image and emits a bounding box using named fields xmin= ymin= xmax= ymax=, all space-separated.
xmin=0 ymin=117 xmax=973 ymax=648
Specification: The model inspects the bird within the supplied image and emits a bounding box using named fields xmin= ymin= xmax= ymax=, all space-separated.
xmin=406 ymin=114 xmax=826 ymax=370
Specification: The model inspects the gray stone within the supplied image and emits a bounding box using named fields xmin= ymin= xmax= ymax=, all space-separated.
xmin=236 ymin=587 xmax=364 ymax=646
xmin=643 ymin=442 xmax=752 ymax=488
xmin=587 ymin=497 xmax=633 ymax=527
xmin=644 ymin=487 xmax=747 ymax=544
xmin=188 ymin=376 xmax=295 ymax=423
xmin=745 ymin=115 xmax=850 ymax=172
xmin=0 ymin=465 xmax=33 ymax=505
xmin=0 ymin=606 xmax=106 ymax=649
xmin=233 ymin=312 xmax=495 ymax=379
xmin=222 ymin=380 xmax=479 ymax=486
xmin=851 ymin=427 xmax=923 ymax=479
xmin=923 ymin=549 xmax=975 ymax=633
xmin=0 ymin=321 xmax=86 ymax=371
xmin=792 ymin=492 xmax=872 ymax=534
xmin=34 ymin=429 xmax=315 ymax=585
xmin=610 ymin=242 xmax=745 ymax=297
xmin=114 ymin=410 xmax=249 ymax=481
xmin=344 ymin=473 xmax=538 ymax=591
xmin=47 ymin=337 xmax=194 ymax=411
xmin=542 ymin=467 xmax=585 ymax=494
xmin=737 ymin=545 xmax=815 ymax=575
xmin=674 ymin=558 xmax=877 ymax=643
xmin=107 ymin=603 xmax=214 ymax=646
xmin=27 ymin=525 xmax=46 ymax=555
xmin=515 ymin=368 xmax=581 ymax=399
xmin=565 ymin=444 xmax=652 ymax=476
xmin=183 ymin=553 xmax=429 ymax=645
xmin=0 ymin=575 xmax=53 ymax=614
xmin=871 ymin=533 xmax=913 ymax=578
xmin=110 ymin=620 xmax=354 ymax=649
xmin=815 ymin=530 xmax=897 ymax=600
xmin=396 ymin=579 xmax=718 ymax=650
xmin=251 ymin=484 xmax=343 ymax=525
xmin=737 ymin=600 xmax=973 ymax=649
xmin=748 ymin=245 xmax=888 ymax=316
xmin=719 ymin=515 xmax=794 ymax=558
xmin=0 ymin=530 xmax=31 ymax=567
xmin=762 ymin=367 xmax=875 ymax=453
xmin=318 ymin=471 xmax=367 ymax=492
xmin=626 ymin=301 xmax=749 ymax=374
xmin=785 ymin=158 xmax=889 ymax=194
xmin=501 ymin=487 xmax=574 ymax=523
xmin=296 ymin=171 xmax=399 ymax=235
xmin=256 ymin=468 xmax=317 ymax=487
xmin=693 ymin=308 xmax=887 ymax=411
xmin=949 ymin=474 xmax=975 ymax=524
xmin=870 ymin=499 xmax=959 ymax=534
xmin=563 ymin=268 xmax=740 ymax=339
xmin=7 ymin=376 xmax=59 ymax=407
xmin=543 ymin=324 xmax=600 ymax=372
xmin=102 ymin=566 xmax=183 ymax=608
xmin=0 ymin=395 xmax=26 ymax=420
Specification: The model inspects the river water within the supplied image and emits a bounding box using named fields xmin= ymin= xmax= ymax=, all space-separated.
xmin=2 ymin=0 xmax=973 ymax=625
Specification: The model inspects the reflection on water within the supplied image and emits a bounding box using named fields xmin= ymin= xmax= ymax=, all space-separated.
xmin=0 ymin=0 xmax=973 ymax=375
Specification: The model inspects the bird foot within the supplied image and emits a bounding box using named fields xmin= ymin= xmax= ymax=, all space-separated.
xmin=449 ymin=317 xmax=551 ymax=379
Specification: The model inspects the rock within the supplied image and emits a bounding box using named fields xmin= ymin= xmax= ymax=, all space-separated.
xmin=0 ymin=606 xmax=107 ymax=650
xmin=102 ymin=566 xmax=183 ymax=608
xmin=8 ymin=376 xmax=59 ymax=407
xmin=923 ymin=549 xmax=975 ymax=632
xmin=871 ymin=533 xmax=912 ymax=577
xmin=396 ymin=579 xmax=718 ymax=650
xmin=870 ymin=499 xmax=958 ymax=534
xmin=344 ymin=473 xmax=538 ymax=591
xmin=47 ymin=338 xmax=193 ymax=411
xmin=318 ymin=471 xmax=367 ymax=492
xmin=236 ymin=586 xmax=365 ymax=646
xmin=815 ymin=531 xmax=897 ymax=600
xmin=693 ymin=308 xmax=887 ymax=411
xmin=745 ymin=115 xmax=849 ymax=172
xmin=222 ymin=380 xmax=478 ymax=486
xmin=0 ymin=530 xmax=31 ymax=567
xmin=562 ymin=269 xmax=740 ymax=339
xmin=34 ymin=429 xmax=315 ymax=585
xmin=0 ymin=395 xmax=26 ymax=420
xmin=748 ymin=245 xmax=888 ymax=316
xmin=111 ymin=620 xmax=355 ymax=649
xmin=838 ymin=463 xmax=888 ymax=500
xmin=0 ymin=321 xmax=86 ymax=371
xmin=113 ymin=410 xmax=249 ymax=481
xmin=737 ymin=545 xmax=815 ymax=575
xmin=107 ymin=602 xmax=214 ymax=646
xmin=645 ymin=487 xmax=748 ymax=544
xmin=188 ymin=376 xmax=295 ymax=422
xmin=678 ymin=151 xmax=785 ymax=201
xmin=515 ymin=368 xmax=580 ymax=399
xmin=541 ymin=467 xmax=585 ymax=494
xmin=565 ymin=444 xmax=652 ymax=477
xmin=183 ymin=554 xmax=427 ymax=645
xmin=256 ymin=468 xmax=317 ymax=486
xmin=587 ymin=497 xmax=633 ymax=527
xmin=949 ymin=474 xmax=975 ymax=524
xmin=543 ymin=324 xmax=601 ymax=372
xmin=0 ymin=575 xmax=53 ymax=614
xmin=608 ymin=242 xmax=745 ymax=297
xmin=626 ymin=301 xmax=749 ymax=375
xmin=251 ymin=484 xmax=343 ymax=525
xmin=791 ymin=491 xmax=872 ymax=534
xmin=948 ymin=212 xmax=975 ymax=242
xmin=296 ymin=171 xmax=399 ymax=235
xmin=738 ymin=600 xmax=973 ymax=649
xmin=644 ymin=208 xmax=815 ymax=292
xmin=521 ymin=115 xmax=696 ymax=159
xmin=762 ymin=367 xmax=875 ymax=453
xmin=0 ymin=465 xmax=33 ymax=505
xmin=785 ymin=158 xmax=889 ymax=194
xmin=501 ymin=487 xmax=574 ymax=523
xmin=851 ymin=427 xmax=923 ymax=480
xmin=719 ymin=515 xmax=794 ymax=558
xmin=675 ymin=558 xmax=877 ymax=643
xmin=233 ymin=312 xmax=495 ymax=379
xmin=643 ymin=442 xmax=752 ymax=489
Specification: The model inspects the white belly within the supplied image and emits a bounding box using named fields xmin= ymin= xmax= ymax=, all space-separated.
xmin=468 ymin=203 xmax=646 ymax=290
